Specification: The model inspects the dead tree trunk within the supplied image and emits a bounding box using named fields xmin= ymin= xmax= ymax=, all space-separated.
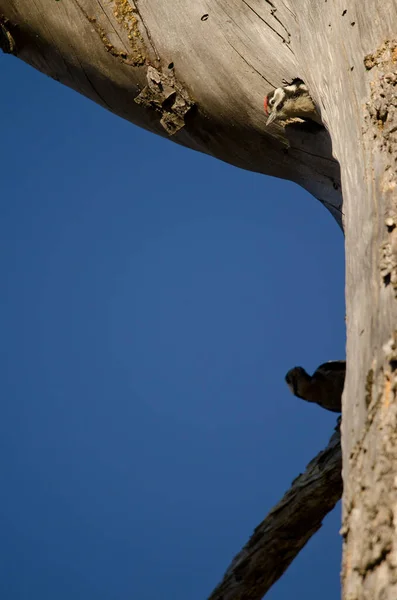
xmin=2 ymin=0 xmax=397 ymax=597
xmin=290 ymin=4 xmax=397 ymax=598
xmin=0 ymin=0 xmax=342 ymax=224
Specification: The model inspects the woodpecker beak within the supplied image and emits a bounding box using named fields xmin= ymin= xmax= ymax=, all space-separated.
xmin=264 ymin=95 xmax=278 ymax=126
xmin=265 ymin=110 xmax=277 ymax=126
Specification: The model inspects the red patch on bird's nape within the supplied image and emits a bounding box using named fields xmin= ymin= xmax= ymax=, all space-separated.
xmin=264 ymin=96 xmax=269 ymax=114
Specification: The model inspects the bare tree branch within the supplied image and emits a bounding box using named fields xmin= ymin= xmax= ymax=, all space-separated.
xmin=0 ymin=0 xmax=343 ymax=226
xmin=208 ymin=420 xmax=342 ymax=600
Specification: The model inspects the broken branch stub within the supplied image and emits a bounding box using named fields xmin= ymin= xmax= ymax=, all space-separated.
xmin=208 ymin=420 xmax=342 ymax=600
xmin=134 ymin=66 xmax=195 ymax=135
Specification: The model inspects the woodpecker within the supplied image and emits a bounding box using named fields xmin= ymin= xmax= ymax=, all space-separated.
xmin=264 ymin=78 xmax=322 ymax=126
xmin=285 ymin=360 xmax=345 ymax=413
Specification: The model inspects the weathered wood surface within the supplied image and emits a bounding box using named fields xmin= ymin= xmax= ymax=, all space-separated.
xmin=3 ymin=1 xmax=397 ymax=597
xmin=208 ymin=421 xmax=342 ymax=600
xmin=289 ymin=3 xmax=397 ymax=597
xmin=0 ymin=0 xmax=342 ymax=224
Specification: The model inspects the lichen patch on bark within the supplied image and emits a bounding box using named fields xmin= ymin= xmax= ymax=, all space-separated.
xmin=74 ymin=1 xmax=194 ymax=134
xmin=112 ymin=0 xmax=146 ymax=65
xmin=86 ymin=13 xmax=145 ymax=66
xmin=75 ymin=0 xmax=146 ymax=67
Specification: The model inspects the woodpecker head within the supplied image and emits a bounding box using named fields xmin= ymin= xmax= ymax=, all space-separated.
xmin=285 ymin=366 xmax=310 ymax=398
xmin=264 ymin=78 xmax=315 ymax=126
xmin=264 ymin=87 xmax=288 ymax=126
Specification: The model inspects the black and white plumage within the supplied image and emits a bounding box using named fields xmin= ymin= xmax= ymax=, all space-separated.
xmin=285 ymin=360 xmax=346 ymax=413
xmin=264 ymin=78 xmax=322 ymax=126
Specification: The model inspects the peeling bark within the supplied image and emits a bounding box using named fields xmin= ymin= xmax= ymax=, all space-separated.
xmin=208 ymin=421 xmax=342 ymax=600
xmin=134 ymin=65 xmax=195 ymax=135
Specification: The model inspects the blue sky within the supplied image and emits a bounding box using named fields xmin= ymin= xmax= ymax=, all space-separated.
xmin=1 ymin=55 xmax=345 ymax=599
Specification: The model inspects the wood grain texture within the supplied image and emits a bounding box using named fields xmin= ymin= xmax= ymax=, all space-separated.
xmin=286 ymin=2 xmax=397 ymax=597
xmin=4 ymin=1 xmax=397 ymax=597
xmin=207 ymin=421 xmax=342 ymax=600
xmin=0 ymin=0 xmax=342 ymax=224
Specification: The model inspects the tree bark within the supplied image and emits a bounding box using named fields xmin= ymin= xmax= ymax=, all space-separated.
xmin=288 ymin=5 xmax=397 ymax=598
xmin=2 ymin=1 xmax=397 ymax=598
xmin=0 ymin=0 xmax=342 ymax=225
xmin=208 ymin=421 xmax=342 ymax=600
